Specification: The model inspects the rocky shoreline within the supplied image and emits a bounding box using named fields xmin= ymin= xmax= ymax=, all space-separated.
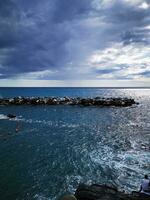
xmin=0 ymin=96 xmax=138 ymax=107
xmin=74 ymin=184 xmax=150 ymax=200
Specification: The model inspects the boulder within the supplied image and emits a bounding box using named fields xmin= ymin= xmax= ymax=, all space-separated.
xmin=75 ymin=184 xmax=150 ymax=200
xmin=7 ymin=114 xmax=16 ymax=118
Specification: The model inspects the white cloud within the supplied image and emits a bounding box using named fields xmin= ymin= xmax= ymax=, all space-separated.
xmin=93 ymin=0 xmax=145 ymax=9
xmin=88 ymin=42 xmax=150 ymax=79
xmin=92 ymin=0 xmax=114 ymax=9
xmin=139 ymin=2 xmax=150 ymax=9
xmin=17 ymin=69 xmax=58 ymax=79
xmin=144 ymin=25 xmax=150 ymax=30
xmin=123 ymin=0 xmax=147 ymax=7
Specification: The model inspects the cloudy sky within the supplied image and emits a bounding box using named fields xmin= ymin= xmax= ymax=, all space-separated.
xmin=0 ymin=0 xmax=150 ymax=86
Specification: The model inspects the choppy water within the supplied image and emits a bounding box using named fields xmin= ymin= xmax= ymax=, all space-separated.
xmin=0 ymin=88 xmax=150 ymax=200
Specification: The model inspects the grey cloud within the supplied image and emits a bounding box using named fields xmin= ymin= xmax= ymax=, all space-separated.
xmin=0 ymin=0 xmax=149 ymax=79
xmin=0 ymin=0 xmax=93 ymax=78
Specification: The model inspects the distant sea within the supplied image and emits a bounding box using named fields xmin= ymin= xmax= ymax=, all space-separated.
xmin=0 ymin=87 xmax=150 ymax=200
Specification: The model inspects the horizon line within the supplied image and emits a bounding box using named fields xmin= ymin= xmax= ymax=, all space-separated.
xmin=0 ymin=79 xmax=150 ymax=87
xmin=1 ymin=86 xmax=150 ymax=89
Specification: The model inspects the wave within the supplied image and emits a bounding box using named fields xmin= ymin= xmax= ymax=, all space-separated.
xmin=0 ymin=114 xmax=23 ymax=121
xmin=34 ymin=194 xmax=54 ymax=200
xmin=89 ymin=145 xmax=150 ymax=192
xmin=0 ymin=114 xmax=8 ymax=120
xmin=65 ymin=175 xmax=83 ymax=193
xmin=21 ymin=118 xmax=80 ymax=129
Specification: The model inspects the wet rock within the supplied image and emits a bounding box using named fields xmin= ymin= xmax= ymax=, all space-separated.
xmin=75 ymin=184 xmax=150 ymax=200
xmin=80 ymin=98 xmax=93 ymax=106
xmin=7 ymin=114 xmax=16 ymax=118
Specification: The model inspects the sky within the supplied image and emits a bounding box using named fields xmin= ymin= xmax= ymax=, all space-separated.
xmin=0 ymin=0 xmax=150 ymax=87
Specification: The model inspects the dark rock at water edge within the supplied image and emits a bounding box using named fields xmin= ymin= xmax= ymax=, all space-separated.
xmin=7 ymin=114 xmax=16 ymax=118
xmin=75 ymin=184 xmax=150 ymax=200
xmin=0 ymin=97 xmax=138 ymax=107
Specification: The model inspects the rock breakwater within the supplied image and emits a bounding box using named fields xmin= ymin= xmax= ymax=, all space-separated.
xmin=0 ymin=97 xmax=138 ymax=107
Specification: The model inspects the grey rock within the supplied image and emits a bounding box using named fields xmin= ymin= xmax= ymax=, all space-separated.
xmin=0 ymin=97 xmax=138 ymax=107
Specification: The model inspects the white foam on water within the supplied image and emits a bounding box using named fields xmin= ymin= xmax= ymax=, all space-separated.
xmin=21 ymin=118 xmax=80 ymax=129
xmin=0 ymin=114 xmax=24 ymax=121
xmin=34 ymin=194 xmax=55 ymax=200
xmin=116 ymin=150 xmax=150 ymax=172
xmin=130 ymin=140 xmax=138 ymax=149
xmin=0 ymin=114 xmax=8 ymax=120
xmin=89 ymin=145 xmax=150 ymax=192
xmin=61 ymin=123 xmax=80 ymax=128
xmin=89 ymin=145 xmax=114 ymax=165
xmin=115 ymin=150 xmax=150 ymax=191
xmin=9 ymin=116 xmax=23 ymax=121
xmin=65 ymin=175 xmax=83 ymax=193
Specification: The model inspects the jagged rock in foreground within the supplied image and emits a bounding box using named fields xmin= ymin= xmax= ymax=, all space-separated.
xmin=0 ymin=97 xmax=138 ymax=107
xmin=75 ymin=184 xmax=150 ymax=200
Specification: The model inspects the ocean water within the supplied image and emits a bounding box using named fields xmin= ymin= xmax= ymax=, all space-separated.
xmin=0 ymin=87 xmax=150 ymax=200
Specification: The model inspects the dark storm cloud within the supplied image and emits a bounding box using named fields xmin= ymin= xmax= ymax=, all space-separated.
xmin=0 ymin=0 xmax=150 ymax=79
xmin=0 ymin=0 xmax=93 ymax=78
xmin=93 ymin=0 xmax=150 ymax=45
xmin=122 ymin=30 xmax=149 ymax=45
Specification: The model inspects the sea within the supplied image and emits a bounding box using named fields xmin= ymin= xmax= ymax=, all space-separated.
xmin=0 ymin=87 xmax=150 ymax=200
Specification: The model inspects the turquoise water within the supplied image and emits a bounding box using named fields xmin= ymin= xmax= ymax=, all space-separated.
xmin=0 ymin=88 xmax=150 ymax=200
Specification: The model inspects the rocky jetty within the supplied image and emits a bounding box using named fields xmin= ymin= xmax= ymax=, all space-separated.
xmin=0 ymin=97 xmax=138 ymax=107
xmin=75 ymin=184 xmax=150 ymax=200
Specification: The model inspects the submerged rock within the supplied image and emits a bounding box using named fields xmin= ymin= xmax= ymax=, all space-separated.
xmin=75 ymin=184 xmax=150 ymax=200
xmin=0 ymin=97 xmax=138 ymax=107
